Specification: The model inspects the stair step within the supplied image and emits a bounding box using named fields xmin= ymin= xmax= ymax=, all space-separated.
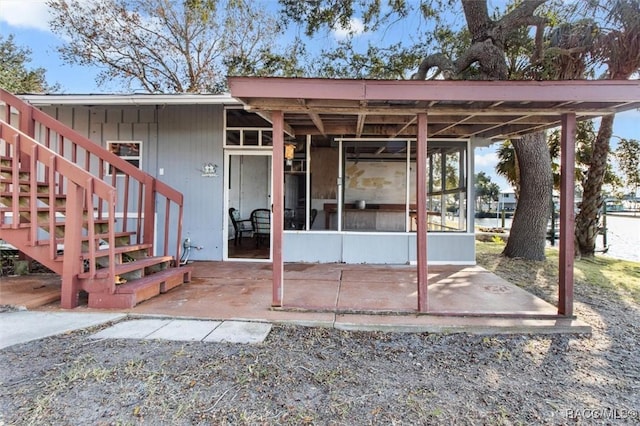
xmin=115 ymin=267 xmax=192 ymax=295
xmin=80 ymin=243 xmax=153 ymax=260
xmin=0 ymin=207 xmax=63 ymax=213
xmin=66 ymin=231 xmax=135 ymax=244
xmin=78 ymin=256 xmax=173 ymax=279
xmin=11 ymin=231 xmax=136 ymax=246
xmin=0 ymin=177 xmax=51 ymax=186
xmin=0 ymin=192 xmax=66 ymax=200
xmin=87 ymin=266 xmax=192 ymax=309
xmin=1 ymin=217 xmax=110 ymax=226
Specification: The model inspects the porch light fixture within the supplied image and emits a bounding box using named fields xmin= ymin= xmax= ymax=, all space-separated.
xmin=284 ymin=143 xmax=296 ymax=166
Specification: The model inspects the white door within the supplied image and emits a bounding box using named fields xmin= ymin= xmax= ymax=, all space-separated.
xmin=224 ymin=150 xmax=272 ymax=260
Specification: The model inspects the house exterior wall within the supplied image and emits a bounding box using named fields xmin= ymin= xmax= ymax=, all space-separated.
xmin=499 ymin=191 xmax=517 ymax=211
xmin=39 ymin=103 xmax=226 ymax=261
xmin=40 ymin=103 xmax=476 ymax=264
xmin=284 ymin=232 xmax=475 ymax=264
xmin=156 ymin=104 xmax=226 ymax=260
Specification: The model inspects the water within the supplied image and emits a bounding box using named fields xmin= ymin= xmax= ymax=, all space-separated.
xmin=476 ymin=214 xmax=640 ymax=263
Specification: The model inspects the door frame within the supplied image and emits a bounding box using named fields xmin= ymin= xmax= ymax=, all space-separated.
xmin=223 ymin=149 xmax=273 ymax=261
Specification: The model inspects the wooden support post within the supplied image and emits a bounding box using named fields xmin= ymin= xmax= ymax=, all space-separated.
xmin=272 ymin=111 xmax=284 ymax=307
xmin=60 ymin=182 xmax=83 ymax=309
xmin=558 ymin=113 xmax=576 ymax=316
xmin=143 ymin=177 xmax=156 ymax=248
xmin=416 ymin=113 xmax=428 ymax=312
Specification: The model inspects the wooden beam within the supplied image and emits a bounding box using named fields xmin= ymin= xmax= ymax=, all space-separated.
xmin=229 ymin=77 xmax=640 ymax=104
xmin=253 ymin=110 xmax=295 ymax=137
xmin=308 ymin=111 xmax=326 ymax=136
xmin=391 ymin=116 xmax=416 ymax=138
xmin=244 ymin=101 xmax=621 ymax=116
xmin=429 ymin=115 xmax=473 ymax=137
xmin=355 ymin=113 xmax=366 ymax=138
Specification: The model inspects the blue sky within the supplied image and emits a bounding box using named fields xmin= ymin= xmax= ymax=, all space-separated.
xmin=1 ymin=0 xmax=638 ymax=191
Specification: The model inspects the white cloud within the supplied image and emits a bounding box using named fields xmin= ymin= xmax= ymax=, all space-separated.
xmin=474 ymin=150 xmax=499 ymax=168
xmin=0 ymin=0 xmax=52 ymax=32
xmin=332 ymin=17 xmax=365 ymax=40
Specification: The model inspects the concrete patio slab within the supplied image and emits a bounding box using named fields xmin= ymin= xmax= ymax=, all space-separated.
xmin=130 ymin=279 xmax=337 ymax=325
xmin=427 ymin=271 xmax=558 ymax=315
xmin=0 ymin=262 xmax=591 ymax=335
xmin=0 ymin=311 xmax=125 ymax=349
xmin=338 ymin=280 xmax=416 ymax=312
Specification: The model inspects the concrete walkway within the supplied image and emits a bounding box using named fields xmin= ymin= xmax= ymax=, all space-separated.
xmin=0 ymin=311 xmax=125 ymax=349
xmin=0 ymin=311 xmax=272 ymax=349
xmin=0 ymin=309 xmax=588 ymax=351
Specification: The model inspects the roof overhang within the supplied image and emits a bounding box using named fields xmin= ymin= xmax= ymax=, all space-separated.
xmin=19 ymin=93 xmax=240 ymax=106
xmin=228 ymin=77 xmax=640 ymax=140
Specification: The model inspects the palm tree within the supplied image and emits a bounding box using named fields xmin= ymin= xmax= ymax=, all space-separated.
xmin=575 ymin=0 xmax=640 ymax=257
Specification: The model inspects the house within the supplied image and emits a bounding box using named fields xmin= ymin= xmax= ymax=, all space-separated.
xmin=498 ymin=190 xmax=517 ymax=212
xmin=2 ymin=78 xmax=639 ymax=315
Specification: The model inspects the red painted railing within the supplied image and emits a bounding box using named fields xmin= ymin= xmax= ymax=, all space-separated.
xmin=0 ymin=120 xmax=118 ymax=302
xmin=0 ymin=89 xmax=184 ymax=262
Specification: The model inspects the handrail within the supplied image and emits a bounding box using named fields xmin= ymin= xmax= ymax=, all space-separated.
xmin=0 ymin=88 xmax=184 ymax=261
xmin=0 ymin=120 xmax=117 ymax=288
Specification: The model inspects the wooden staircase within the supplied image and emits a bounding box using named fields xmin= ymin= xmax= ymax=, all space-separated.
xmin=0 ymin=88 xmax=191 ymax=309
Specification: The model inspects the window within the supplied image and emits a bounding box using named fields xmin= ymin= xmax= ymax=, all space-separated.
xmin=225 ymin=108 xmax=273 ymax=148
xmin=106 ymin=141 xmax=142 ymax=175
xmin=342 ymin=140 xmax=411 ymax=232
xmin=310 ymin=138 xmax=469 ymax=233
xmin=424 ymin=142 xmax=468 ymax=232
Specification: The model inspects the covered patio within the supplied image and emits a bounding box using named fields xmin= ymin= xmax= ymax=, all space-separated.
xmin=1 ymin=261 xmax=590 ymax=333
xmin=227 ymin=77 xmax=640 ymax=317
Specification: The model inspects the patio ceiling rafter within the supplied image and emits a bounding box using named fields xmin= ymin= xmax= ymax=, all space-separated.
xmin=230 ymin=77 xmax=640 ymax=142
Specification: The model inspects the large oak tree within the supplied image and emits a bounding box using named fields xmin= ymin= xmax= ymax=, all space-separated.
xmin=281 ymin=0 xmax=554 ymax=260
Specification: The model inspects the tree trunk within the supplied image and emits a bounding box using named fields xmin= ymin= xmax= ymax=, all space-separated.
xmin=574 ymin=114 xmax=614 ymax=257
xmin=503 ymin=132 xmax=553 ymax=260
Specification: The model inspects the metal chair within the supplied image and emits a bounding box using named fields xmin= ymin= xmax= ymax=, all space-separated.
xmin=229 ymin=208 xmax=252 ymax=246
xmin=250 ymin=208 xmax=271 ymax=247
xmin=294 ymin=208 xmax=318 ymax=230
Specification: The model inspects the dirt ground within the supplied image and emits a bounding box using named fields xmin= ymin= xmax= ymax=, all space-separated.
xmin=1 ymin=247 xmax=639 ymax=425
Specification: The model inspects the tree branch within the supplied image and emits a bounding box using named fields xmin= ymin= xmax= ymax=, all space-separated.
xmin=454 ymin=40 xmax=509 ymax=80
xmin=413 ymin=53 xmax=455 ymax=80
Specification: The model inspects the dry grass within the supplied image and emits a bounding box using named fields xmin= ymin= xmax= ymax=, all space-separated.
xmin=1 ymin=243 xmax=639 ymax=425
xmin=476 ymin=241 xmax=640 ymax=305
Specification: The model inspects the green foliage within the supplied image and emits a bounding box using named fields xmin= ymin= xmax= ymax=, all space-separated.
xmin=0 ymin=34 xmax=57 ymax=93
xmin=474 ymin=172 xmax=501 ymax=212
xmin=495 ymin=140 xmax=519 ymax=196
xmin=48 ymin=0 xmax=301 ymax=93
xmin=490 ymin=234 xmax=504 ymax=244
xmin=497 ymin=121 xmax=621 ymax=195
xmin=615 ymin=138 xmax=640 ymax=194
xmin=547 ymin=120 xmax=621 ymax=191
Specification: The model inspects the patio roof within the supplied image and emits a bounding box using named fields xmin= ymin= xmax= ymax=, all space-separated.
xmin=227 ymin=76 xmax=629 ymax=317
xmin=228 ymin=77 xmax=640 ymax=141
